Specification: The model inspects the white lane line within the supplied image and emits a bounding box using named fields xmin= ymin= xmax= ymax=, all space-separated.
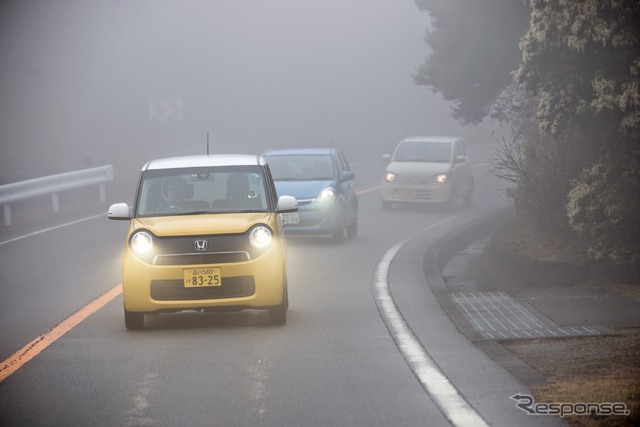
xmin=372 ymin=217 xmax=489 ymax=427
xmin=0 ymin=213 xmax=104 ymax=246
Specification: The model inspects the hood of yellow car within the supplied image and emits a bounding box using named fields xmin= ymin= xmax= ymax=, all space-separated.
xmin=131 ymin=213 xmax=274 ymax=236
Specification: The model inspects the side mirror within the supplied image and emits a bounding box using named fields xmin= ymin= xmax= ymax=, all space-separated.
xmin=276 ymin=195 xmax=298 ymax=213
xmin=107 ymin=202 xmax=131 ymax=220
xmin=342 ymin=171 xmax=355 ymax=182
xmin=382 ymin=154 xmax=391 ymax=162
xmin=455 ymin=155 xmax=467 ymax=163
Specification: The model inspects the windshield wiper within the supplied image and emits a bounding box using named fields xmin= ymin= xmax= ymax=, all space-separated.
xmin=401 ymin=158 xmax=447 ymax=163
xmin=290 ymin=177 xmax=331 ymax=181
xmin=276 ymin=177 xmax=331 ymax=181
xmin=159 ymin=211 xmax=212 ymax=216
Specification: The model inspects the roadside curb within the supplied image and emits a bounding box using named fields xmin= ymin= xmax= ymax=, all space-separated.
xmin=421 ymin=206 xmax=549 ymax=388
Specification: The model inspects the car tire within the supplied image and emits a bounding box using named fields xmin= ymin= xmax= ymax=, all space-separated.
xmin=331 ymin=214 xmax=347 ymax=243
xmin=445 ymin=185 xmax=458 ymax=211
xmin=346 ymin=205 xmax=358 ymax=239
xmin=124 ymin=306 xmax=144 ymax=330
xmin=269 ymin=285 xmax=288 ymax=325
xmin=346 ymin=217 xmax=358 ymax=239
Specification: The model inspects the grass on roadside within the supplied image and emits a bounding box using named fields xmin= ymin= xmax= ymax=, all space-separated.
xmin=502 ymin=329 xmax=640 ymax=427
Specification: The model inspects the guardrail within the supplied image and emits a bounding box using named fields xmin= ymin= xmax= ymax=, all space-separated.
xmin=0 ymin=165 xmax=113 ymax=226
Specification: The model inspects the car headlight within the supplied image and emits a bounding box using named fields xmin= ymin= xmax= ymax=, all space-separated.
xmin=130 ymin=230 xmax=153 ymax=254
xmin=435 ymin=174 xmax=448 ymax=184
xmin=249 ymin=225 xmax=273 ymax=249
xmin=317 ymin=187 xmax=336 ymax=203
xmin=385 ymin=172 xmax=396 ymax=183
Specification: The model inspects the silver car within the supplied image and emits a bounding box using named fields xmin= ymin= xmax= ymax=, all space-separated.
xmin=381 ymin=136 xmax=474 ymax=210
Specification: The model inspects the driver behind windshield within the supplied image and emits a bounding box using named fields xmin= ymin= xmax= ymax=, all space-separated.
xmin=162 ymin=176 xmax=192 ymax=206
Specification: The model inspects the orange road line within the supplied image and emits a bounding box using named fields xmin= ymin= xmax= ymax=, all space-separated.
xmin=356 ymin=186 xmax=381 ymax=195
xmin=0 ymin=284 xmax=123 ymax=383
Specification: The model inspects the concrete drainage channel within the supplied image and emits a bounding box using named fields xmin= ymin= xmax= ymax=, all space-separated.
xmin=423 ymin=207 xmax=616 ymax=386
xmin=449 ymin=291 xmax=608 ymax=341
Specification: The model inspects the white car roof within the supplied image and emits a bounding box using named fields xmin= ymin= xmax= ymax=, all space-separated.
xmin=142 ymin=154 xmax=266 ymax=171
xmin=400 ymin=136 xmax=462 ymax=144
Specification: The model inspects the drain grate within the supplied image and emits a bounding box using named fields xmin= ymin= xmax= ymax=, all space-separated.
xmin=451 ymin=291 xmax=602 ymax=340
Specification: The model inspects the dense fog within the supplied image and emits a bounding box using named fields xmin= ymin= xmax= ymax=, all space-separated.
xmin=0 ymin=0 xmax=490 ymax=191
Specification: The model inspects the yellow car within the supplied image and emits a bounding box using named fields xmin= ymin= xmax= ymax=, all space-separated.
xmin=108 ymin=155 xmax=298 ymax=329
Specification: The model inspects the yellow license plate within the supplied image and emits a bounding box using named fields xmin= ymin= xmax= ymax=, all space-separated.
xmin=183 ymin=267 xmax=221 ymax=287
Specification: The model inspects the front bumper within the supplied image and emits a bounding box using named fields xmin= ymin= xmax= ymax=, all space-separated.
xmin=122 ymin=243 xmax=285 ymax=313
xmin=381 ymin=182 xmax=452 ymax=204
xmin=282 ymin=199 xmax=342 ymax=236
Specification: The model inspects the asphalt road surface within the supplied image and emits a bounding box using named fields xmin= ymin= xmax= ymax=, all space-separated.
xmin=0 ymin=146 xmax=538 ymax=426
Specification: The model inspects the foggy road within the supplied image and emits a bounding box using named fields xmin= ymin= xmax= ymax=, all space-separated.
xmin=2 ymin=0 xmax=637 ymax=424
xmin=0 ymin=1 xmax=542 ymax=425
xmin=0 ymin=149 xmax=550 ymax=427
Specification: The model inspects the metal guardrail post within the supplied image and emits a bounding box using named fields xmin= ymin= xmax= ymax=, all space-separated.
xmin=99 ymin=183 xmax=107 ymax=203
xmin=52 ymin=193 xmax=60 ymax=213
xmin=4 ymin=204 xmax=11 ymax=226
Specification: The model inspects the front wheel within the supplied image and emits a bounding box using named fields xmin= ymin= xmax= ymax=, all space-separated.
xmin=124 ymin=306 xmax=144 ymax=330
xmin=268 ymin=285 xmax=288 ymax=325
xmin=331 ymin=214 xmax=347 ymax=244
xmin=346 ymin=213 xmax=358 ymax=239
xmin=463 ymin=178 xmax=474 ymax=207
xmin=444 ymin=185 xmax=458 ymax=211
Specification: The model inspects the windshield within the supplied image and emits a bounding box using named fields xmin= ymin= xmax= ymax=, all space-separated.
xmin=392 ymin=141 xmax=452 ymax=163
xmin=135 ymin=166 xmax=269 ymax=217
xmin=265 ymin=155 xmax=335 ymax=181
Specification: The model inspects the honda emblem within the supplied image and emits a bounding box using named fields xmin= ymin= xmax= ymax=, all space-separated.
xmin=194 ymin=240 xmax=208 ymax=252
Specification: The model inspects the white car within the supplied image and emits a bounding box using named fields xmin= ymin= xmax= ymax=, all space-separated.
xmin=381 ymin=136 xmax=474 ymax=210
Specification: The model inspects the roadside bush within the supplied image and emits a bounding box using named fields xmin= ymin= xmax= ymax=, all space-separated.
xmin=491 ymin=119 xmax=598 ymax=235
xmin=567 ymin=156 xmax=640 ymax=280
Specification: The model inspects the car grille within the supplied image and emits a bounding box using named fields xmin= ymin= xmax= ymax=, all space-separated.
xmin=415 ymin=189 xmax=435 ymax=200
xmin=137 ymin=233 xmax=263 ymax=265
xmin=150 ymin=276 xmax=255 ymax=301
xmin=153 ymin=251 xmax=250 ymax=265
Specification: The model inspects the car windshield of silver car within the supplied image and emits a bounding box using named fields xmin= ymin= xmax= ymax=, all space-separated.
xmin=394 ymin=142 xmax=451 ymax=163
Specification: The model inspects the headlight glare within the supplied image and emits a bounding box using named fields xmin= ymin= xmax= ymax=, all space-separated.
xmin=385 ymin=172 xmax=396 ymax=182
xmin=131 ymin=231 xmax=153 ymax=254
xmin=435 ymin=174 xmax=448 ymax=184
xmin=249 ymin=225 xmax=273 ymax=249
xmin=317 ymin=187 xmax=336 ymax=203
